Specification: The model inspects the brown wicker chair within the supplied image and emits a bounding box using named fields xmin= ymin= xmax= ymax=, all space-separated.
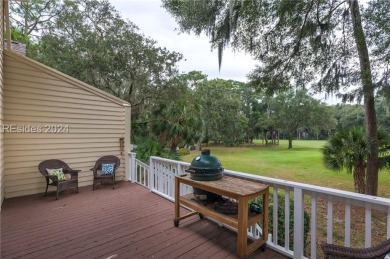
xmin=38 ymin=159 xmax=80 ymax=200
xmin=90 ymin=155 xmax=120 ymax=190
xmin=321 ymin=238 xmax=390 ymax=259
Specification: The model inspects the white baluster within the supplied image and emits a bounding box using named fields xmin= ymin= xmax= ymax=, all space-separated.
xmin=142 ymin=166 xmax=146 ymax=186
xmin=365 ymin=203 xmax=371 ymax=248
xmin=273 ymin=187 xmax=278 ymax=246
xmin=149 ymin=158 xmax=154 ymax=192
xmin=327 ymin=197 xmax=333 ymax=244
xmin=387 ymin=207 xmax=390 ymax=239
xmin=136 ymin=163 xmax=139 ymax=183
xmin=293 ymin=188 xmax=304 ymax=259
xmin=311 ymin=194 xmax=317 ymax=258
xmin=345 ymin=199 xmax=351 ymax=247
xmin=285 ymin=188 xmax=290 ymax=251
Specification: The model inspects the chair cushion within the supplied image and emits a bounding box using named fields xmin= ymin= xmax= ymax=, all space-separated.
xmin=46 ymin=168 xmax=66 ymax=183
xmin=101 ymin=163 xmax=115 ymax=175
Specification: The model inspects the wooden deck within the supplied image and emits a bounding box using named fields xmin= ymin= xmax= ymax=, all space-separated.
xmin=1 ymin=182 xmax=288 ymax=259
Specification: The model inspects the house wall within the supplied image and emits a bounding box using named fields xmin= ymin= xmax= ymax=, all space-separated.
xmin=0 ymin=0 xmax=4 ymax=208
xmin=3 ymin=50 xmax=130 ymax=198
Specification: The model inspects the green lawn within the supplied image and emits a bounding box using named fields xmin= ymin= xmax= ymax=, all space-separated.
xmin=182 ymin=140 xmax=390 ymax=198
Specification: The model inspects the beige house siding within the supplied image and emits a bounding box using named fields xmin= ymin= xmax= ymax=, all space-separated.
xmin=3 ymin=50 xmax=130 ymax=198
xmin=0 ymin=0 xmax=5 ymax=208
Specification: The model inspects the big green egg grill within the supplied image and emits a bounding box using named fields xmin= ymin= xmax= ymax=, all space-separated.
xmin=185 ymin=149 xmax=223 ymax=202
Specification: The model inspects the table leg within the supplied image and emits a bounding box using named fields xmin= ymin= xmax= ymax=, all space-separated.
xmin=174 ymin=177 xmax=180 ymax=227
xmin=237 ymin=197 xmax=249 ymax=259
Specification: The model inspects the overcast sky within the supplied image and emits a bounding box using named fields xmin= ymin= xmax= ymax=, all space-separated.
xmin=108 ymin=0 xmax=341 ymax=104
xmin=108 ymin=0 xmax=258 ymax=83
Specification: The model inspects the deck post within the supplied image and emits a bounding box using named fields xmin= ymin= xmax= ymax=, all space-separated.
xmin=293 ymin=188 xmax=304 ymax=259
xmin=129 ymin=152 xmax=136 ymax=183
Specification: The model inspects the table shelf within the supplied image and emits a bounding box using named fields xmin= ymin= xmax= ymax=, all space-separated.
xmin=179 ymin=193 xmax=263 ymax=228
xmin=174 ymin=175 xmax=269 ymax=259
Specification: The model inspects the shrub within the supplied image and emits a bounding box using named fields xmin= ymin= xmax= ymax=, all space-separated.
xmin=134 ymin=136 xmax=180 ymax=163
xmin=224 ymin=140 xmax=241 ymax=147
xmin=257 ymin=195 xmax=310 ymax=251
xmin=178 ymin=148 xmax=190 ymax=156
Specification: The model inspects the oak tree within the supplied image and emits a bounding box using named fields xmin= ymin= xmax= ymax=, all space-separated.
xmin=163 ymin=0 xmax=390 ymax=195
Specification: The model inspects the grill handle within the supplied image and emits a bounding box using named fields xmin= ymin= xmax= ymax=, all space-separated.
xmin=185 ymin=169 xmax=196 ymax=174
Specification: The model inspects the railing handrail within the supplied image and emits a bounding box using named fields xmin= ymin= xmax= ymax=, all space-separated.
xmin=146 ymin=154 xmax=390 ymax=207
xmin=223 ymin=170 xmax=390 ymax=206
xmin=135 ymin=158 xmax=149 ymax=168
xmin=150 ymin=156 xmax=192 ymax=167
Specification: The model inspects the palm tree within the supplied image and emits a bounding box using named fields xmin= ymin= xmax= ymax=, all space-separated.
xmin=151 ymin=100 xmax=202 ymax=151
xmin=323 ymin=127 xmax=390 ymax=194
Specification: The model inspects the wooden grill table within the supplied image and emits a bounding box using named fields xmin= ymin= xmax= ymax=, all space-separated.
xmin=174 ymin=175 xmax=269 ymax=259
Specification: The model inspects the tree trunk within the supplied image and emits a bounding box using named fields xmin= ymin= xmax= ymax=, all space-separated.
xmin=353 ymin=160 xmax=366 ymax=194
xmin=350 ymin=0 xmax=379 ymax=196
xmin=170 ymin=135 xmax=181 ymax=151
xmin=196 ymin=140 xmax=201 ymax=151
xmin=170 ymin=141 xmax=177 ymax=151
xmin=288 ymin=132 xmax=293 ymax=149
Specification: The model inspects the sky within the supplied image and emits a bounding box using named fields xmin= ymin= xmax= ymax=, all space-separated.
xmin=108 ymin=0 xmax=340 ymax=104
xmin=108 ymin=0 xmax=258 ymax=83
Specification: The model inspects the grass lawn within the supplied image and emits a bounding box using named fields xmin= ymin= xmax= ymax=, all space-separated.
xmin=182 ymin=140 xmax=390 ymax=198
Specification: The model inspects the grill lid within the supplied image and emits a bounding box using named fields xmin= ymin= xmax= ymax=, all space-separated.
xmin=189 ymin=149 xmax=222 ymax=171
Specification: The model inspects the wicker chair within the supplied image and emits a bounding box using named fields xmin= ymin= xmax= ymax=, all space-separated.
xmin=38 ymin=159 xmax=80 ymax=200
xmin=321 ymin=238 xmax=390 ymax=259
xmin=90 ymin=155 xmax=120 ymax=190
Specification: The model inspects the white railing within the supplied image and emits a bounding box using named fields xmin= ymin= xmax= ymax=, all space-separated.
xmin=129 ymin=153 xmax=193 ymax=198
xmin=128 ymin=152 xmax=390 ymax=259
xmin=129 ymin=152 xmax=149 ymax=188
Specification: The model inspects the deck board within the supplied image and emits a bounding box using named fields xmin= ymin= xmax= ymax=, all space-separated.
xmin=1 ymin=182 xmax=287 ymax=259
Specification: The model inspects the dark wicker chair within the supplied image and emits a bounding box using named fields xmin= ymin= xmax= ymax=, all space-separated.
xmin=38 ymin=159 xmax=80 ymax=200
xmin=321 ymin=238 xmax=390 ymax=259
xmin=90 ymin=155 xmax=120 ymax=190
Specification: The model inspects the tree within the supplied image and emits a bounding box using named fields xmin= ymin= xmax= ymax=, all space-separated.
xmin=324 ymin=127 xmax=367 ymax=193
xmin=10 ymin=27 xmax=30 ymax=44
xmin=151 ymin=99 xmax=202 ymax=151
xmin=363 ymin=0 xmax=390 ymax=101
xmin=10 ymin=0 xmax=61 ymax=38
xmin=162 ymin=0 xmax=390 ymax=195
xmin=323 ymin=127 xmax=390 ymax=194
xmin=133 ymin=135 xmax=180 ymax=163
xmin=235 ymin=81 xmax=265 ymax=144
xmin=195 ymin=79 xmax=248 ymax=146
xmin=270 ymin=89 xmax=329 ymax=149
xmin=334 ymin=104 xmax=365 ymax=129
xmin=256 ymin=97 xmax=277 ymax=146
xmin=27 ymin=0 xmax=182 ymax=121
xmin=376 ymin=96 xmax=390 ymax=134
